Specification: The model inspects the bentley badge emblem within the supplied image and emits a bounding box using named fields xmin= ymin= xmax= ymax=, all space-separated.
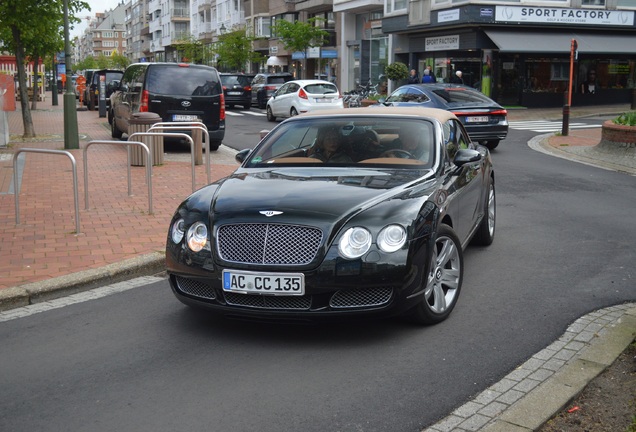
xmin=259 ymin=211 xmax=283 ymax=217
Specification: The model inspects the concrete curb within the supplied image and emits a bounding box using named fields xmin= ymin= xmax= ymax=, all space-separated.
xmin=424 ymin=304 xmax=636 ymax=432
xmin=482 ymin=306 xmax=636 ymax=432
xmin=528 ymin=134 xmax=636 ymax=176
xmin=0 ymin=252 xmax=165 ymax=312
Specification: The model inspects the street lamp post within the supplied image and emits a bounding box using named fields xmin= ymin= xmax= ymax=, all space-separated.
xmin=63 ymin=0 xmax=79 ymax=149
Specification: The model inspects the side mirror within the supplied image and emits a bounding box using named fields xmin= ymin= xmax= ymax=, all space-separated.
xmin=235 ymin=148 xmax=251 ymax=164
xmin=108 ymin=80 xmax=120 ymax=92
xmin=453 ymin=148 xmax=481 ymax=167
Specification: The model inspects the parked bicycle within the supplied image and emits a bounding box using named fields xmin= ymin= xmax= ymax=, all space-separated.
xmin=343 ymin=90 xmax=362 ymax=108
xmin=356 ymin=80 xmax=380 ymax=100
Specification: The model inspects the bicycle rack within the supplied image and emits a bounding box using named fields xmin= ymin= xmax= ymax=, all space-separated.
xmin=127 ymin=132 xmax=199 ymax=192
xmin=83 ymin=140 xmax=152 ymax=214
xmin=147 ymin=122 xmax=211 ymax=185
xmin=13 ymin=148 xmax=81 ymax=234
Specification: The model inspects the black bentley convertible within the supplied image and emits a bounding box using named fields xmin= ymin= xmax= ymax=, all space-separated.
xmin=165 ymin=107 xmax=495 ymax=324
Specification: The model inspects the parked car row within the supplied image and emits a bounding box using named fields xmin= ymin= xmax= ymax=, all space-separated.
xmin=82 ymin=69 xmax=124 ymax=111
xmin=220 ymin=72 xmax=295 ymax=109
xmin=84 ymin=62 xmax=506 ymax=155
xmin=219 ymin=74 xmax=507 ymax=150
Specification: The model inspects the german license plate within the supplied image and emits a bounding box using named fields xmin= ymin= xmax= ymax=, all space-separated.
xmin=223 ymin=270 xmax=305 ymax=295
xmin=173 ymin=114 xmax=199 ymax=121
xmin=466 ymin=116 xmax=489 ymax=123
xmin=227 ymin=92 xmax=242 ymax=96
xmin=314 ymin=98 xmax=331 ymax=103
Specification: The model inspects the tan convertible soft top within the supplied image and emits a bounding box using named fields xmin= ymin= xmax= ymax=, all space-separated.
xmin=297 ymin=106 xmax=459 ymax=123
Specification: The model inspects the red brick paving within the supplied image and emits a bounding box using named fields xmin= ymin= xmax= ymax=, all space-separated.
xmin=0 ymin=96 xmax=237 ymax=290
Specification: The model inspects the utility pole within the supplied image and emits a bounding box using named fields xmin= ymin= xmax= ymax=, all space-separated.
xmin=51 ymin=56 xmax=58 ymax=106
xmin=63 ymin=0 xmax=79 ymax=149
xmin=562 ymin=39 xmax=577 ymax=137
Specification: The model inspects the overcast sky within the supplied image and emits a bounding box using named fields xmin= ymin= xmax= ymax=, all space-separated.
xmin=71 ymin=0 xmax=124 ymax=38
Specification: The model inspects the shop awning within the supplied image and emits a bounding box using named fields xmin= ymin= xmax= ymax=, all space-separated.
xmin=484 ymin=30 xmax=635 ymax=54
xmin=266 ymin=56 xmax=288 ymax=66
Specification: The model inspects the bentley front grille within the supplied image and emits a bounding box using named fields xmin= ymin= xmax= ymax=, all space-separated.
xmin=217 ymin=223 xmax=323 ymax=265
xmin=330 ymin=287 xmax=393 ymax=309
xmin=224 ymin=292 xmax=311 ymax=310
xmin=175 ymin=276 xmax=216 ymax=300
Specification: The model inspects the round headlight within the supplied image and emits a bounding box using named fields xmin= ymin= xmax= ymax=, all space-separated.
xmin=186 ymin=222 xmax=208 ymax=252
xmin=171 ymin=218 xmax=185 ymax=244
xmin=378 ymin=225 xmax=407 ymax=253
xmin=338 ymin=227 xmax=372 ymax=259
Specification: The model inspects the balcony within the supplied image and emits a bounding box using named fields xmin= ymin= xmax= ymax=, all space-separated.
xmin=171 ymin=8 xmax=190 ymax=21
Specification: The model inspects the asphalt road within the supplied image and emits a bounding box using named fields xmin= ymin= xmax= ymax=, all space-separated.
xmin=1 ymin=118 xmax=634 ymax=431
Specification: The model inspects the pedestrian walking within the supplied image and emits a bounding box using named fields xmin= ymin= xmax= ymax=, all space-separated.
xmin=421 ymin=69 xmax=434 ymax=84
xmin=407 ymin=69 xmax=420 ymax=84
xmin=450 ymin=70 xmax=464 ymax=84
xmin=426 ymin=66 xmax=437 ymax=83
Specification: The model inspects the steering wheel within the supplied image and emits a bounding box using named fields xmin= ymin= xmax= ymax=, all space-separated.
xmin=380 ymin=149 xmax=415 ymax=159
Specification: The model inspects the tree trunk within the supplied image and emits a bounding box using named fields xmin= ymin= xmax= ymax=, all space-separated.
xmin=31 ymin=53 xmax=39 ymax=111
xmin=11 ymin=25 xmax=36 ymax=138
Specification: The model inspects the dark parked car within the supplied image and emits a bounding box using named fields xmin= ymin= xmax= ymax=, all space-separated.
xmin=83 ymin=69 xmax=123 ymax=111
xmin=250 ymin=72 xmax=294 ymax=108
xmin=220 ymin=73 xmax=255 ymax=109
xmin=110 ymin=62 xmax=225 ymax=150
xmin=166 ymin=107 xmax=496 ymax=324
xmin=382 ymin=83 xmax=508 ymax=150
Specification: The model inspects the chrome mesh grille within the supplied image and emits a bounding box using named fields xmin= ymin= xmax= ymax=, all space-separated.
xmin=218 ymin=223 xmax=323 ymax=265
xmin=175 ymin=276 xmax=216 ymax=300
xmin=224 ymin=292 xmax=311 ymax=310
xmin=330 ymin=287 xmax=393 ymax=309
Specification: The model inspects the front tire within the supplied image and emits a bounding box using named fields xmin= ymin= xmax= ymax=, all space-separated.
xmin=266 ymin=106 xmax=276 ymax=122
xmin=111 ymin=116 xmax=123 ymax=139
xmin=471 ymin=177 xmax=496 ymax=246
xmin=408 ymin=224 xmax=463 ymax=325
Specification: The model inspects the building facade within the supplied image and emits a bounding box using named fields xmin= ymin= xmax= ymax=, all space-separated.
xmin=76 ymin=0 xmax=636 ymax=107
xmin=383 ymin=0 xmax=636 ymax=107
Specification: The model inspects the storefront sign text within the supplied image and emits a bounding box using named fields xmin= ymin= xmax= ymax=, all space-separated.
xmin=495 ymin=6 xmax=634 ymax=26
xmin=426 ymin=35 xmax=460 ymax=51
xmin=438 ymin=9 xmax=460 ymax=23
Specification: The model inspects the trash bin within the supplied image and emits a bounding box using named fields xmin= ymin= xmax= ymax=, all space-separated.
xmin=129 ymin=112 xmax=163 ymax=166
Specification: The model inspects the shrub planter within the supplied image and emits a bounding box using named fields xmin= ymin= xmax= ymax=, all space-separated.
xmin=600 ymin=120 xmax=636 ymax=149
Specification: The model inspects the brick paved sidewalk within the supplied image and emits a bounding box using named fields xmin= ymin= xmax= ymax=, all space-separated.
xmin=0 ymin=96 xmax=238 ymax=290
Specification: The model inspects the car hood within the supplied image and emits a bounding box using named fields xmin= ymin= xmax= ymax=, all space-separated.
xmin=210 ymin=167 xmax=432 ymax=223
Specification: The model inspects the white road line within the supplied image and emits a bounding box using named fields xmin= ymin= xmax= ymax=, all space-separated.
xmin=225 ymin=110 xmax=266 ymax=117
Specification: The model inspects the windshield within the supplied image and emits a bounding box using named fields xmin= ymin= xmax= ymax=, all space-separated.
xmin=245 ymin=117 xmax=436 ymax=169
xmin=432 ymin=87 xmax=495 ymax=106
xmin=146 ymin=66 xmax=221 ymax=96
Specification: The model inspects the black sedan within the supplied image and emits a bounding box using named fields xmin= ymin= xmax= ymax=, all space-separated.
xmin=165 ymin=107 xmax=496 ymax=325
xmin=381 ymin=83 xmax=508 ymax=150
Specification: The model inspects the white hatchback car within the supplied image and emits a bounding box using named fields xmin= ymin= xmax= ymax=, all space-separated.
xmin=266 ymin=79 xmax=343 ymax=121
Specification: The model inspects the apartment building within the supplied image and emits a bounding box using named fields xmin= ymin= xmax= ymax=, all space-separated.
xmin=79 ymin=7 xmax=127 ymax=61
xmin=125 ymin=0 xmax=150 ymax=63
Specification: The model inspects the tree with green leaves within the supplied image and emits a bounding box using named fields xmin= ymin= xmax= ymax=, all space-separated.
xmin=0 ymin=0 xmax=88 ymax=137
xmin=216 ymin=28 xmax=264 ymax=72
xmin=174 ymin=34 xmax=207 ymax=64
xmin=272 ymin=18 xmax=329 ymax=79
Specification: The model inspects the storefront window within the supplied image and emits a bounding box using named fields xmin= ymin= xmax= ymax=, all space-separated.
xmin=525 ymin=58 xmax=569 ymax=93
xmin=579 ymin=59 xmax=635 ymax=90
